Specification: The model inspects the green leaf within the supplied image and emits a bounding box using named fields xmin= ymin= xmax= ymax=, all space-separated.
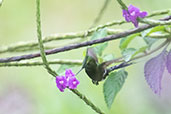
xmin=132 ymin=46 xmax=148 ymax=57
xmin=91 ymin=28 xmax=108 ymax=56
xmin=141 ymin=28 xmax=152 ymax=37
xmin=122 ymin=48 xmax=137 ymax=62
xmin=103 ymin=70 xmax=128 ymax=108
xmin=91 ymin=28 xmax=108 ymax=40
xmin=146 ymin=26 xmax=165 ymax=36
xmin=141 ymin=28 xmax=159 ymax=48
xmin=103 ymin=54 xmax=115 ymax=61
xmin=164 ymin=25 xmax=171 ymax=33
xmin=93 ymin=42 xmax=108 ymax=56
xmin=119 ymin=33 xmax=140 ymax=50
xmin=143 ymin=37 xmax=158 ymax=49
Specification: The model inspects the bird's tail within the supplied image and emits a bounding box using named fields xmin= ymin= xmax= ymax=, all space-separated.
xmin=107 ymin=62 xmax=133 ymax=73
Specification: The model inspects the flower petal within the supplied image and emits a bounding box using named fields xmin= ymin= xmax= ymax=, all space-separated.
xmin=122 ymin=10 xmax=130 ymax=22
xmin=68 ymin=77 xmax=80 ymax=89
xmin=131 ymin=19 xmax=139 ymax=27
xmin=65 ymin=69 xmax=75 ymax=78
xmin=139 ymin=11 xmax=148 ymax=18
xmin=122 ymin=4 xmax=147 ymax=27
xmin=56 ymin=76 xmax=67 ymax=92
xmin=166 ymin=50 xmax=171 ymax=74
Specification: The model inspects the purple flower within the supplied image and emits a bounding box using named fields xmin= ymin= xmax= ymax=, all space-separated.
xmin=123 ymin=5 xmax=148 ymax=27
xmin=56 ymin=69 xmax=80 ymax=92
xmin=56 ymin=76 xmax=67 ymax=92
xmin=65 ymin=69 xmax=75 ymax=78
xmin=68 ymin=77 xmax=80 ymax=89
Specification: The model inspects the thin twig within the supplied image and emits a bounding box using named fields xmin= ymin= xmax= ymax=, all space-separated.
xmin=0 ymin=59 xmax=82 ymax=67
xmin=71 ymin=89 xmax=105 ymax=114
xmin=147 ymin=9 xmax=171 ymax=18
xmin=131 ymin=40 xmax=170 ymax=61
xmin=0 ymin=9 xmax=170 ymax=54
xmin=36 ymin=0 xmax=56 ymax=76
xmin=110 ymin=39 xmax=170 ymax=63
xmin=0 ymin=16 xmax=170 ymax=63
xmin=0 ymin=39 xmax=169 ymax=67
xmin=0 ymin=22 xmax=125 ymax=54
xmin=36 ymin=1 xmax=105 ymax=114
xmin=140 ymin=18 xmax=171 ymax=25
xmin=1 ymin=29 xmax=169 ymax=53
xmin=90 ymin=0 xmax=111 ymax=28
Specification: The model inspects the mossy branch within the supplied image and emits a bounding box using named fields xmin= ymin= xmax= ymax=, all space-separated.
xmin=36 ymin=0 xmax=105 ymax=114
xmin=0 ymin=15 xmax=170 ymax=63
xmin=0 ymin=9 xmax=170 ymax=54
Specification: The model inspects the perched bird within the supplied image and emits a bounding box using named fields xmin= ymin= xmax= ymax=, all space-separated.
xmin=77 ymin=48 xmax=132 ymax=85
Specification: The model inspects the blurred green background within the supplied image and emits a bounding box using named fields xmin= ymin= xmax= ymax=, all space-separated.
xmin=0 ymin=0 xmax=171 ymax=114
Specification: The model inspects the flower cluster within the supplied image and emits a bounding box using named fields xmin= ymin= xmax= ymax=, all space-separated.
xmin=122 ymin=5 xmax=148 ymax=27
xmin=56 ymin=69 xmax=80 ymax=92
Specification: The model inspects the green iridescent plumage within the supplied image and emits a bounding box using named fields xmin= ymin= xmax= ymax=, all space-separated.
xmin=77 ymin=48 xmax=132 ymax=85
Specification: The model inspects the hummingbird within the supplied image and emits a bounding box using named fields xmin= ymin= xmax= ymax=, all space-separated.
xmin=76 ymin=48 xmax=132 ymax=85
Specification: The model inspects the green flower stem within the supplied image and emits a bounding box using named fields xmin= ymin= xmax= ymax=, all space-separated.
xmin=90 ymin=0 xmax=111 ymax=28
xmin=1 ymin=29 xmax=170 ymax=53
xmin=14 ymin=46 xmax=56 ymax=52
xmin=147 ymin=9 xmax=171 ymax=18
xmin=108 ymin=29 xmax=171 ymax=39
xmin=112 ymin=39 xmax=170 ymax=63
xmin=0 ymin=16 xmax=170 ymax=63
xmin=0 ymin=22 xmax=125 ymax=54
xmin=0 ymin=29 xmax=121 ymax=53
xmin=116 ymin=0 xmax=127 ymax=10
xmin=0 ymin=38 xmax=169 ymax=68
xmin=0 ymin=39 xmax=169 ymax=68
xmin=131 ymin=40 xmax=170 ymax=61
xmin=147 ymin=33 xmax=171 ymax=39
xmin=36 ymin=0 xmax=105 ymax=114
xmin=36 ymin=0 xmax=56 ymax=76
xmin=71 ymin=89 xmax=105 ymax=114
xmin=140 ymin=18 xmax=171 ymax=25
xmin=0 ymin=59 xmax=82 ymax=67
xmin=0 ymin=9 xmax=170 ymax=54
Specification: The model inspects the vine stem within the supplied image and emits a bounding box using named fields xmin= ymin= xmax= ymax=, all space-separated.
xmin=116 ymin=0 xmax=127 ymax=10
xmin=71 ymin=89 xmax=105 ymax=114
xmin=131 ymin=40 xmax=170 ymax=61
xmin=36 ymin=0 xmax=105 ymax=114
xmin=36 ymin=0 xmax=56 ymax=76
xmin=0 ymin=59 xmax=82 ymax=67
xmin=0 ymin=29 xmax=171 ymax=53
xmin=1 ymin=29 xmax=169 ymax=53
xmin=0 ymin=9 xmax=170 ymax=54
xmin=0 ymin=16 xmax=170 ymax=63
xmin=111 ymin=39 xmax=170 ymax=63
xmin=90 ymin=0 xmax=111 ymax=28
xmin=0 ymin=39 xmax=169 ymax=68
